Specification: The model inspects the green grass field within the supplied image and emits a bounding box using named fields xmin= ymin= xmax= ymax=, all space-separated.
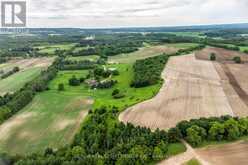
xmin=0 ymin=68 xmax=42 ymax=96
xmin=108 ymin=43 xmax=199 ymax=63
xmin=66 ymin=55 xmax=99 ymax=61
xmin=50 ymin=64 xmax=161 ymax=110
xmin=239 ymin=46 xmax=248 ymax=52
xmin=165 ymin=32 xmax=206 ymax=38
xmin=0 ymin=70 xmax=92 ymax=155
xmin=36 ymin=43 xmax=76 ymax=55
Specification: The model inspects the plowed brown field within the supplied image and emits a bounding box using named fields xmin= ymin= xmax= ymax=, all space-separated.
xmin=195 ymin=47 xmax=248 ymax=62
xmin=119 ymin=54 xmax=248 ymax=130
xmin=196 ymin=140 xmax=248 ymax=165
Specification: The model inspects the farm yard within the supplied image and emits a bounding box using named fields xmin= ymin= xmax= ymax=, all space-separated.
xmin=119 ymin=53 xmax=248 ymax=130
xmin=108 ymin=43 xmax=198 ymax=63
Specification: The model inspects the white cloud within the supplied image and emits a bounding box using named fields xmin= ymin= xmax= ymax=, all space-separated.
xmin=24 ymin=0 xmax=248 ymax=27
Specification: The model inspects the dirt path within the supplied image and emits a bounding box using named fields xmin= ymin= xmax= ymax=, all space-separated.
xmin=158 ymin=141 xmax=210 ymax=165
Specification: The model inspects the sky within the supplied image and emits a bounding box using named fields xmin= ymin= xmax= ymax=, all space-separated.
xmin=8 ymin=0 xmax=248 ymax=28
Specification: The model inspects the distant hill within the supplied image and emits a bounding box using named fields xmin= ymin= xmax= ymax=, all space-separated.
xmin=1 ymin=23 xmax=248 ymax=35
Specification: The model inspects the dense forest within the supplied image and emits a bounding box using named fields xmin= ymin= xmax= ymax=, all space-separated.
xmin=131 ymin=55 xmax=169 ymax=88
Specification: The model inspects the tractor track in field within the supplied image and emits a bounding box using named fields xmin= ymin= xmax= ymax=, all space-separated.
xmin=220 ymin=63 xmax=248 ymax=107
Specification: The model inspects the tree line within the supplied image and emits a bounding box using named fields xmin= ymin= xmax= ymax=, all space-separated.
xmin=174 ymin=115 xmax=248 ymax=147
xmin=131 ymin=45 xmax=205 ymax=88
xmin=58 ymin=59 xmax=97 ymax=70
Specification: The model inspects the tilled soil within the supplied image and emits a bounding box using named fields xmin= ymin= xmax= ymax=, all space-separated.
xmin=119 ymin=54 xmax=248 ymax=130
xmin=196 ymin=141 xmax=248 ymax=165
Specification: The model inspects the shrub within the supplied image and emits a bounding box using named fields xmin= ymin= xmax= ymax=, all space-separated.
xmin=233 ymin=56 xmax=241 ymax=63
xmin=112 ymin=89 xmax=120 ymax=96
xmin=79 ymin=77 xmax=85 ymax=83
xmin=58 ymin=83 xmax=65 ymax=91
xmin=210 ymin=53 xmax=216 ymax=61
xmin=69 ymin=75 xmax=80 ymax=86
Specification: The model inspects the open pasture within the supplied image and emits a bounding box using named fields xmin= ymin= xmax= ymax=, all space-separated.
xmin=0 ymin=69 xmax=93 ymax=155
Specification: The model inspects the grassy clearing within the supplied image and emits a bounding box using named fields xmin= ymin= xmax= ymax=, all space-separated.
xmin=167 ymin=143 xmax=187 ymax=156
xmin=108 ymin=43 xmax=198 ymax=63
xmin=0 ymin=68 xmax=42 ymax=95
xmin=184 ymin=158 xmax=201 ymax=165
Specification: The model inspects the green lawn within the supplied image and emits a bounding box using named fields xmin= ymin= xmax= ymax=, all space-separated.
xmin=0 ymin=68 xmax=42 ymax=95
xmin=50 ymin=63 xmax=161 ymax=110
xmin=167 ymin=143 xmax=187 ymax=157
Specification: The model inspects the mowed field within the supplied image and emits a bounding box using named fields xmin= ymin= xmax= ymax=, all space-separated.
xmin=35 ymin=43 xmax=76 ymax=55
xmin=108 ymin=43 xmax=198 ymax=63
xmin=119 ymin=54 xmax=248 ymax=130
xmin=0 ymin=58 xmax=54 ymax=96
xmin=0 ymin=70 xmax=93 ymax=155
xmin=196 ymin=140 xmax=248 ymax=165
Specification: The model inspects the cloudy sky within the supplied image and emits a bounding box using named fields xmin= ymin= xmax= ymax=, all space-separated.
xmin=24 ymin=0 xmax=248 ymax=27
